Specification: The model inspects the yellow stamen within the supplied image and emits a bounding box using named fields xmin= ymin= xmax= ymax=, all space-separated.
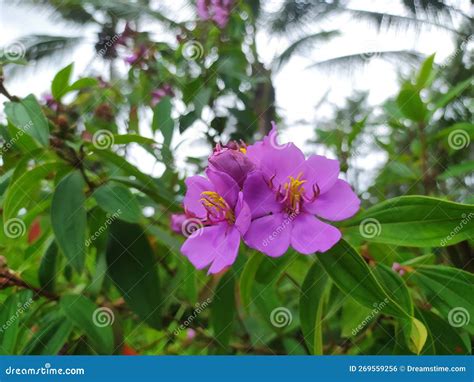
xmin=200 ymin=191 xmax=235 ymax=223
xmin=284 ymin=172 xmax=306 ymax=211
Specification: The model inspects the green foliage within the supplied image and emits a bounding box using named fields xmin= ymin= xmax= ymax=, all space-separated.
xmin=0 ymin=0 xmax=472 ymax=357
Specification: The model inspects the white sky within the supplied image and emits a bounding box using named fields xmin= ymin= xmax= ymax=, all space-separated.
xmin=0 ymin=0 xmax=471 ymax=187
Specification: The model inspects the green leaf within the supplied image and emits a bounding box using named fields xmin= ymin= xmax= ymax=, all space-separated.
xmin=51 ymin=63 xmax=73 ymax=100
xmin=396 ymin=85 xmax=427 ymax=122
xmin=432 ymin=78 xmax=472 ymax=112
xmin=416 ymin=53 xmax=435 ymax=89
xmin=4 ymin=94 xmax=50 ymax=146
xmin=319 ymin=240 xmax=409 ymax=318
xmin=299 ymin=259 xmax=328 ymax=354
xmin=239 ymin=253 xmax=264 ymax=310
xmin=60 ymin=295 xmax=114 ymax=354
xmin=23 ymin=318 xmax=73 ymax=355
xmin=90 ymin=147 xmax=156 ymax=188
xmin=51 ymin=171 xmax=87 ymax=272
xmin=3 ymin=162 xmax=64 ymax=222
xmin=93 ymin=182 xmax=142 ymax=223
xmin=0 ymin=291 xmax=33 ymax=354
xmin=106 ymin=220 xmax=161 ymax=329
xmin=210 ymin=271 xmax=236 ymax=352
xmin=113 ymin=134 xmax=157 ymax=146
xmin=152 ymin=96 xmax=174 ymax=146
xmin=340 ymin=297 xmax=373 ymax=338
xmin=437 ymin=160 xmax=474 ymax=180
xmin=373 ymin=264 xmax=413 ymax=315
xmin=193 ymin=88 xmax=211 ymax=116
xmin=407 ymin=317 xmax=428 ymax=355
xmin=39 ymin=240 xmax=58 ymax=292
xmin=341 ymin=196 xmax=474 ymax=247
xmin=418 ymin=310 xmax=470 ymax=355
xmin=410 ymin=265 xmax=474 ymax=334
xmin=68 ymin=77 xmax=98 ymax=92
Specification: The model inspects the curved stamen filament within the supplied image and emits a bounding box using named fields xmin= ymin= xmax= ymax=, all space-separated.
xmin=284 ymin=172 xmax=306 ymax=212
xmin=200 ymin=191 xmax=235 ymax=224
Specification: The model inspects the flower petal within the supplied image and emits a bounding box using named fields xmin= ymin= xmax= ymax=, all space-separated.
xmin=304 ymin=179 xmax=360 ymax=221
xmin=302 ymin=155 xmax=340 ymax=194
xmin=181 ymin=225 xmax=223 ymax=270
xmin=182 ymin=223 xmax=241 ymax=274
xmin=207 ymin=226 xmax=241 ymax=274
xmin=290 ymin=213 xmax=341 ymax=254
xmin=244 ymin=213 xmax=291 ymax=257
xmin=243 ymin=171 xmax=282 ymax=219
xmin=234 ymin=192 xmax=251 ymax=235
xmin=206 ymin=168 xmax=239 ymax=208
xmin=183 ymin=175 xmax=215 ymax=218
xmin=247 ymin=125 xmax=305 ymax=186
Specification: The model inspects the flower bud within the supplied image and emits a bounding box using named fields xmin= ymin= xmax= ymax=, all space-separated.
xmin=208 ymin=144 xmax=254 ymax=187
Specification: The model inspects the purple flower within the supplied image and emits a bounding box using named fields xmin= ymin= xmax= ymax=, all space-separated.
xmin=196 ymin=0 xmax=210 ymax=20
xmin=392 ymin=262 xmax=406 ymax=276
xmin=170 ymin=213 xmax=187 ymax=234
xmin=181 ymin=169 xmax=251 ymax=274
xmin=196 ymin=0 xmax=233 ymax=28
xmin=242 ymin=123 xmax=360 ymax=257
xmin=208 ymin=142 xmax=254 ymax=187
xmin=151 ymin=84 xmax=174 ymax=106
xmin=124 ymin=45 xmax=147 ymax=65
